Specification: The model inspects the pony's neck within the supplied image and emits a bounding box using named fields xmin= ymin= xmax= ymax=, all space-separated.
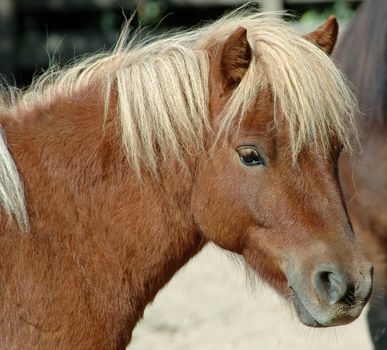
xmin=1 ymin=89 xmax=205 ymax=343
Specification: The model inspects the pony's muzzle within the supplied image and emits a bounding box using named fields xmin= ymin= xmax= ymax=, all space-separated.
xmin=289 ymin=261 xmax=373 ymax=327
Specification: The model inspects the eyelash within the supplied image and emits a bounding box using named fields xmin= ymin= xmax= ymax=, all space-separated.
xmin=237 ymin=146 xmax=266 ymax=166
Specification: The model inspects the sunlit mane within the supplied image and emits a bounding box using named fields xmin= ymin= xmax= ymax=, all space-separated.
xmin=0 ymin=9 xmax=359 ymax=228
xmin=0 ymin=128 xmax=28 ymax=231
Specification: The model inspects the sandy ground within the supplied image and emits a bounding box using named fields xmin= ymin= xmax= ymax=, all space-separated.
xmin=129 ymin=245 xmax=373 ymax=350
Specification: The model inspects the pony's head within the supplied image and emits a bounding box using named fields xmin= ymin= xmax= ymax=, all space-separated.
xmin=191 ymin=15 xmax=372 ymax=327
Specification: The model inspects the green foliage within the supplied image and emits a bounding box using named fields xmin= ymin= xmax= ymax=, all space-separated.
xmin=138 ymin=0 xmax=166 ymax=26
xmin=300 ymin=0 xmax=354 ymax=24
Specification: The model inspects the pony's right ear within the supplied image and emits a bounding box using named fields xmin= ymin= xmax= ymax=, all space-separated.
xmin=220 ymin=27 xmax=252 ymax=90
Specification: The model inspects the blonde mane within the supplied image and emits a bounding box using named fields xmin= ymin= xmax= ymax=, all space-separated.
xmin=0 ymin=128 xmax=28 ymax=231
xmin=0 ymin=9 xmax=359 ymax=228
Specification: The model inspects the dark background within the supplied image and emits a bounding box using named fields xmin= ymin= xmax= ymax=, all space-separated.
xmin=0 ymin=0 xmax=362 ymax=87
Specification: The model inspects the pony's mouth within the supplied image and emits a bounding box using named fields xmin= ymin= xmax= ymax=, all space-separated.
xmin=290 ymin=288 xmax=323 ymax=327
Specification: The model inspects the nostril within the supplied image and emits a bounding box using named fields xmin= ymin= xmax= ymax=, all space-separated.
xmin=316 ymin=271 xmax=331 ymax=293
xmin=314 ymin=270 xmax=348 ymax=305
xmin=313 ymin=264 xmax=373 ymax=307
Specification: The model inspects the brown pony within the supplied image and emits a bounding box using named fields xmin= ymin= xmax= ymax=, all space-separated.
xmin=335 ymin=0 xmax=387 ymax=349
xmin=0 ymin=10 xmax=372 ymax=349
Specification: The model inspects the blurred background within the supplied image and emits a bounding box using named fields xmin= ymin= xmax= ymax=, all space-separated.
xmin=0 ymin=0 xmax=362 ymax=87
xmin=0 ymin=1 xmax=373 ymax=349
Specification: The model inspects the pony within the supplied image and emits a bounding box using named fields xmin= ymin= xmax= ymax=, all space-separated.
xmin=0 ymin=9 xmax=373 ymax=349
xmin=335 ymin=0 xmax=387 ymax=349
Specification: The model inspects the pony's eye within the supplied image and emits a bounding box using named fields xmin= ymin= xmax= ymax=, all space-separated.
xmin=237 ymin=146 xmax=265 ymax=166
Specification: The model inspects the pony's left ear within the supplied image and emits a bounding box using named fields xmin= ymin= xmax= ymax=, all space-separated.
xmin=220 ymin=26 xmax=252 ymax=89
xmin=304 ymin=15 xmax=338 ymax=55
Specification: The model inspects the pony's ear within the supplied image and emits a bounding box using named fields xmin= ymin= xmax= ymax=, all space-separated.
xmin=220 ymin=27 xmax=252 ymax=89
xmin=304 ymin=15 xmax=338 ymax=55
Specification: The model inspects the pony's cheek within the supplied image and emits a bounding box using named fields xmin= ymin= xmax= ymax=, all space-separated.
xmin=193 ymin=204 xmax=251 ymax=253
xmin=191 ymin=183 xmax=252 ymax=253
